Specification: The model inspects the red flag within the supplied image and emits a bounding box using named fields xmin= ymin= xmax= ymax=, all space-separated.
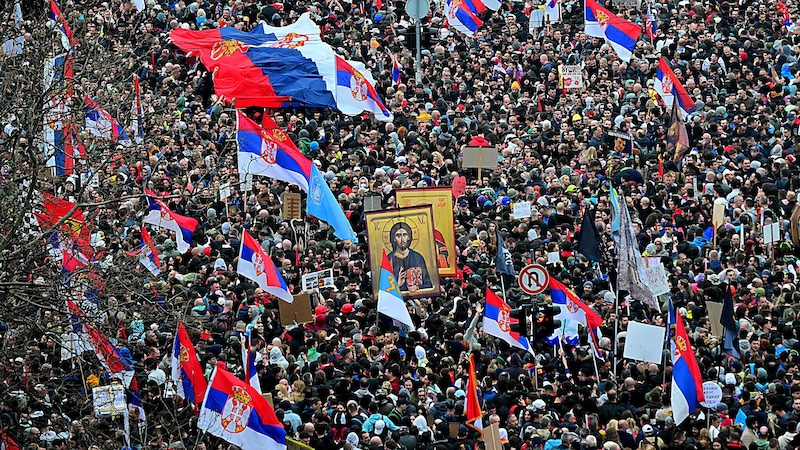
xmin=658 ymin=154 xmax=664 ymax=179
xmin=465 ymin=353 xmax=483 ymax=434
xmin=376 ymin=0 xmax=383 ymax=10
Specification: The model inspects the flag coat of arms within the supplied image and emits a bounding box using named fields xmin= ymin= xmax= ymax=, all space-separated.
xmin=669 ymin=300 xmax=705 ymax=424
xmin=584 ymin=0 xmax=641 ymax=62
xmin=143 ymin=190 xmax=198 ymax=253
xmin=198 ymin=368 xmax=287 ymax=450
xmin=171 ymin=13 xmax=391 ymax=121
xmin=483 ymin=289 xmax=532 ymax=352
xmin=236 ymin=112 xmax=357 ymax=242
xmin=546 ymin=278 xmax=603 ymax=350
xmin=654 ymin=57 xmax=696 ymax=119
xmin=444 ymin=0 xmax=484 ymax=36
xmin=171 ymin=322 xmax=208 ymax=405
xmin=237 ymin=231 xmax=293 ymax=303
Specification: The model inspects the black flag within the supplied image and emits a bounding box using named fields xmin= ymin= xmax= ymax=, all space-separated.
xmin=576 ymin=208 xmax=603 ymax=262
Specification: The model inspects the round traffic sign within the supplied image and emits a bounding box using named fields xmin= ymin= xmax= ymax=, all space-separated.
xmin=518 ymin=264 xmax=550 ymax=295
xmin=405 ymin=0 xmax=431 ymax=20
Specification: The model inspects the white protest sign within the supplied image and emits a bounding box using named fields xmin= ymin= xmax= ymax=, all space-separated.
xmin=644 ymin=263 xmax=670 ymax=296
xmin=622 ymin=321 xmax=666 ymax=363
xmin=301 ymin=268 xmax=335 ymax=292
xmin=561 ymin=65 xmax=583 ymax=89
xmin=2 ymin=37 xmax=24 ymax=57
xmin=219 ymin=183 xmax=231 ymax=200
xmin=513 ymin=201 xmax=532 ymax=219
xmin=764 ymin=222 xmax=781 ymax=244
xmin=700 ymin=381 xmax=723 ymax=408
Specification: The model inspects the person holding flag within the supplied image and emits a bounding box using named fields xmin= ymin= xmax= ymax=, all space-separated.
xmin=669 ymin=299 xmax=705 ymax=425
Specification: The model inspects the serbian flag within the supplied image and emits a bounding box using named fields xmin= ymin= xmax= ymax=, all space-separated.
xmin=143 ymin=190 xmax=198 ymax=253
xmin=128 ymin=377 xmax=146 ymax=422
xmin=483 ymin=289 xmax=532 ymax=352
xmin=85 ymin=96 xmax=132 ymax=147
xmin=669 ymin=299 xmax=705 ymax=424
xmin=335 ymin=56 xmax=392 ymax=120
xmin=444 ymin=0 xmax=484 ymax=36
xmin=547 ymin=277 xmax=603 ymax=354
xmin=778 ymin=0 xmax=796 ymax=31
xmin=171 ymin=322 xmax=208 ymax=405
xmin=377 ymin=250 xmax=416 ymax=330
xmin=131 ymin=76 xmax=145 ymax=144
xmin=236 ymin=112 xmax=357 ymax=242
xmin=237 ymin=112 xmax=313 ymax=190
xmin=654 ymin=57 xmax=696 ymax=119
xmin=391 ymin=54 xmax=402 ymax=85
xmin=66 ymin=299 xmax=134 ymax=386
xmin=198 ymin=368 xmax=287 ymax=450
xmin=237 ymin=230 xmax=293 ymax=303
xmin=49 ymin=0 xmax=76 ymax=49
xmin=242 ymin=328 xmax=261 ymax=394
xmin=584 ymin=0 xmax=641 ymax=62
xmin=136 ymin=227 xmax=161 ymax=276
xmin=465 ymin=353 xmax=483 ymax=434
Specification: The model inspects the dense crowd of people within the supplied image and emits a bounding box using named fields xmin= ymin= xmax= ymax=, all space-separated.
xmin=3 ymin=0 xmax=800 ymax=449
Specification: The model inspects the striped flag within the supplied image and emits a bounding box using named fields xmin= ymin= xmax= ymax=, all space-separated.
xmin=465 ymin=353 xmax=483 ymax=434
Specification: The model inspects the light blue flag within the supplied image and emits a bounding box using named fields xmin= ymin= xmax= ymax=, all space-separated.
xmin=734 ymin=408 xmax=747 ymax=429
xmin=307 ymin=164 xmax=357 ymax=242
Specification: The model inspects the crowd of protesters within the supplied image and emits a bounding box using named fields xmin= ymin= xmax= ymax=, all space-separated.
xmin=4 ymin=0 xmax=800 ymax=449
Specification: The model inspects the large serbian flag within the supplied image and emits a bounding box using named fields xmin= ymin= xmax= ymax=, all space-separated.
xmin=198 ymin=367 xmax=287 ymax=450
xmin=172 ymin=14 xmax=391 ymax=121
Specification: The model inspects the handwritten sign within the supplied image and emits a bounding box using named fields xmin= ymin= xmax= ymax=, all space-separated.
xmin=644 ymin=263 xmax=670 ymax=296
xmin=701 ymin=381 xmax=723 ymax=408
xmin=452 ymin=176 xmax=467 ymax=198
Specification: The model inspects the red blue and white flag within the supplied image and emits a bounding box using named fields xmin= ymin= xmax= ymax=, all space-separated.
xmin=198 ymin=367 xmax=287 ymax=450
xmin=645 ymin=5 xmax=658 ymax=40
xmin=171 ymin=15 xmax=391 ymax=121
xmin=444 ymin=0 xmax=484 ymax=36
xmin=391 ymin=55 xmax=402 ymax=85
xmin=143 ymin=190 xmax=198 ymax=253
xmin=654 ymin=57 xmax=696 ymax=119
xmin=669 ymin=299 xmax=705 ymax=424
xmin=483 ymin=289 xmax=532 ymax=352
xmin=778 ymin=0 xmax=796 ymax=31
xmin=49 ymin=0 xmax=76 ymax=50
xmin=236 ymin=112 xmax=357 ymax=242
xmin=132 ymin=227 xmax=160 ymax=276
xmin=131 ymin=76 xmax=145 ymax=144
xmin=335 ymin=56 xmax=392 ymax=120
xmin=66 ymin=299 xmax=134 ymax=386
xmin=238 ymin=230 xmax=293 ymax=303
xmin=171 ymin=322 xmax=208 ymax=406
xmin=85 ymin=96 xmax=132 ymax=147
xmin=584 ymin=0 xmax=641 ymax=62
xmin=547 ymin=277 xmax=604 ymax=357
xmin=377 ymin=250 xmax=415 ymax=330
xmin=242 ymin=328 xmax=261 ymax=394
xmin=43 ymin=53 xmax=82 ymax=176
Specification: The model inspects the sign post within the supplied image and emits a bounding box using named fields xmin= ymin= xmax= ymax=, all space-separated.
xmin=518 ymin=264 xmax=549 ymax=295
